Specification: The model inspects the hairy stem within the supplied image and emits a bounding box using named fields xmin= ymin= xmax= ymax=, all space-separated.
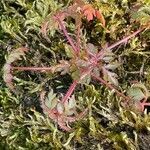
xmin=61 ymin=80 xmax=78 ymax=104
xmin=91 ymin=73 xmax=131 ymax=101
xmin=55 ymin=16 xmax=79 ymax=54
xmin=97 ymin=28 xmax=143 ymax=59
xmin=61 ymin=69 xmax=92 ymax=104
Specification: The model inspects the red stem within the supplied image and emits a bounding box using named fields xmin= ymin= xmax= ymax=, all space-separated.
xmin=97 ymin=28 xmax=143 ymax=59
xmin=55 ymin=16 xmax=79 ymax=54
xmin=61 ymin=69 xmax=93 ymax=104
xmin=61 ymin=80 xmax=78 ymax=104
xmin=91 ymin=73 xmax=131 ymax=101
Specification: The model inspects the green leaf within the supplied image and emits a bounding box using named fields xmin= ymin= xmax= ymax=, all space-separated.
xmin=64 ymin=44 xmax=74 ymax=58
xmin=102 ymin=56 xmax=114 ymax=62
xmin=132 ymin=83 xmax=150 ymax=98
xmin=45 ymin=90 xmax=57 ymax=109
xmin=71 ymin=68 xmax=80 ymax=80
xmin=131 ymin=6 xmax=150 ymax=26
xmin=67 ymin=95 xmax=76 ymax=109
xmin=79 ymin=74 xmax=91 ymax=84
xmin=127 ymin=87 xmax=145 ymax=101
xmin=104 ymin=70 xmax=118 ymax=86
xmin=104 ymin=63 xmax=120 ymax=70
xmin=5 ymin=47 xmax=28 ymax=64
xmin=57 ymin=103 xmax=64 ymax=114
xmin=64 ymin=95 xmax=76 ymax=115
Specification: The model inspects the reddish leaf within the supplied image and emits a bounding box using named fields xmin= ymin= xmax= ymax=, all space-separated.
xmin=82 ymin=4 xmax=96 ymax=21
xmin=81 ymin=4 xmax=105 ymax=26
xmin=3 ymin=64 xmax=14 ymax=91
xmin=95 ymin=10 xmax=105 ymax=27
xmin=3 ymin=47 xmax=28 ymax=91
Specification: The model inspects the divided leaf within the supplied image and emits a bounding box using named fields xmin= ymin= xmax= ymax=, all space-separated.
xmin=3 ymin=47 xmax=28 ymax=91
xmin=5 ymin=47 xmax=28 ymax=64
xmin=127 ymin=83 xmax=150 ymax=102
xmin=82 ymin=4 xmax=96 ymax=21
xmin=102 ymin=50 xmax=115 ymax=63
xmin=131 ymin=6 xmax=150 ymax=27
xmin=127 ymin=88 xmax=145 ymax=101
xmin=45 ymin=90 xmax=57 ymax=109
xmin=81 ymin=4 xmax=105 ymax=26
xmin=103 ymin=69 xmax=118 ymax=86
xmin=57 ymin=103 xmax=64 ymax=114
xmin=64 ymin=95 xmax=76 ymax=115
xmin=3 ymin=64 xmax=14 ymax=91
xmin=86 ymin=43 xmax=98 ymax=56
xmin=104 ymin=63 xmax=120 ymax=70
xmin=107 ymin=71 xmax=118 ymax=86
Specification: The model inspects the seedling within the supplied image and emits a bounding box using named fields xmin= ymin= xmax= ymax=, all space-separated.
xmin=3 ymin=0 xmax=150 ymax=131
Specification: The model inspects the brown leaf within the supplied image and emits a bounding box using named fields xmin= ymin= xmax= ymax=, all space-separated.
xmin=82 ymin=4 xmax=96 ymax=21
xmin=95 ymin=10 xmax=105 ymax=27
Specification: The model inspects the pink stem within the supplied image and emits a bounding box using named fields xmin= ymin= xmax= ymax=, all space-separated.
xmin=91 ymin=73 xmax=131 ymax=101
xmin=61 ymin=69 xmax=92 ymax=104
xmin=142 ymin=103 xmax=150 ymax=106
xmin=97 ymin=28 xmax=143 ymax=59
xmin=61 ymin=80 xmax=78 ymax=104
xmin=55 ymin=16 xmax=79 ymax=54
xmin=140 ymin=102 xmax=150 ymax=111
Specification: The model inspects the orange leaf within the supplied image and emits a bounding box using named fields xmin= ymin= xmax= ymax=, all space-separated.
xmin=82 ymin=4 xmax=96 ymax=21
xmin=95 ymin=10 xmax=105 ymax=27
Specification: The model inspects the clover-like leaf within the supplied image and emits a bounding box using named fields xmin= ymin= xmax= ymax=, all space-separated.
xmin=81 ymin=4 xmax=105 ymax=26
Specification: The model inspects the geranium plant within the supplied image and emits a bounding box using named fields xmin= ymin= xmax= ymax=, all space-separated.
xmin=3 ymin=0 xmax=150 ymax=131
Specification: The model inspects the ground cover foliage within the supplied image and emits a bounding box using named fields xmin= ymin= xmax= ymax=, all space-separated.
xmin=0 ymin=0 xmax=150 ymax=149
